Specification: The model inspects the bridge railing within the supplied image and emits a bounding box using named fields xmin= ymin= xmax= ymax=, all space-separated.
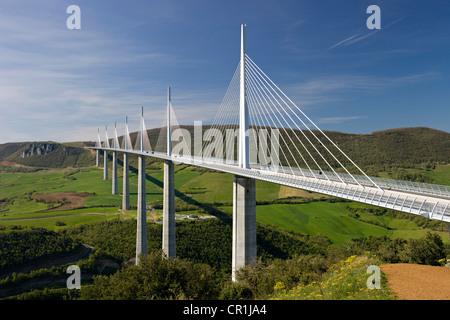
xmin=185 ymin=155 xmax=450 ymax=223
xmin=182 ymin=153 xmax=450 ymax=199
xmin=248 ymin=167 xmax=450 ymax=223
xmin=94 ymin=147 xmax=450 ymax=223
xmin=246 ymin=164 xmax=449 ymax=199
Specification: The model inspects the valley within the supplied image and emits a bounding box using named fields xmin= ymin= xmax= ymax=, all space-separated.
xmin=0 ymin=126 xmax=449 ymax=300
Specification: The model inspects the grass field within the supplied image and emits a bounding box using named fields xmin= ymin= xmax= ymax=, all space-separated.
xmin=255 ymin=202 xmax=390 ymax=243
xmin=1 ymin=163 xmax=449 ymax=242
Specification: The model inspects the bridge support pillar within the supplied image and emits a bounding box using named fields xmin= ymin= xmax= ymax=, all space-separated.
xmin=232 ymin=175 xmax=256 ymax=282
xmin=103 ymin=151 xmax=108 ymax=180
xmin=112 ymin=151 xmax=118 ymax=195
xmin=136 ymin=155 xmax=147 ymax=265
xmin=96 ymin=150 xmax=100 ymax=167
xmin=122 ymin=153 xmax=130 ymax=210
xmin=163 ymin=160 xmax=176 ymax=258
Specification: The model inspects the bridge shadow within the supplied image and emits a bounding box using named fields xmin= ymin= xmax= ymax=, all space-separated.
xmin=111 ymin=154 xmax=232 ymax=225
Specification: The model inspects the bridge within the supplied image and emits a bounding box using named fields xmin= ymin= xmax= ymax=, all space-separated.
xmin=89 ymin=25 xmax=450 ymax=281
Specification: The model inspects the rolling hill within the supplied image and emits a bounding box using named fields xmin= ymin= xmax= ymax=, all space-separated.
xmin=1 ymin=127 xmax=448 ymax=172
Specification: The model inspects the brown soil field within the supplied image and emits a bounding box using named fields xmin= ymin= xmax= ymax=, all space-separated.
xmin=380 ymin=263 xmax=450 ymax=300
xmin=1 ymin=161 xmax=30 ymax=168
xmin=31 ymin=192 xmax=94 ymax=211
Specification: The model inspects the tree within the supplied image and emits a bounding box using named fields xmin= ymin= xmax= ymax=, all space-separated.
xmin=408 ymin=232 xmax=445 ymax=266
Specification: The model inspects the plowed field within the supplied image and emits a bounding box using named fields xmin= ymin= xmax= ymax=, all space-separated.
xmin=380 ymin=263 xmax=450 ymax=300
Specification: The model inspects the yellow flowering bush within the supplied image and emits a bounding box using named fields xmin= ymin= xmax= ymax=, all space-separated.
xmin=270 ymin=255 xmax=395 ymax=300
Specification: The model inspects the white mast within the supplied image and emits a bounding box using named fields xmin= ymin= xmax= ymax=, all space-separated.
xmin=239 ymin=24 xmax=249 ymax=168
xmin=167 ymin=86 xmax=172 ymax=156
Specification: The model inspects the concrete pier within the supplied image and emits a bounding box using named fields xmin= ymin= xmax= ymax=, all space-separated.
xmin=122 ymin=153 xmax=130 ymax=210
xmin=103 ymin=151 xmax=108 ymax=180
xmin=136 ymin=155 xmax=147 ymax=265
xmin=96 ymin=150 xmax=100 ymax=167
xmin=112 ymin=151 xmax=118 ymax=195
xmin=232 ymin=175 xmax=256 ymax=282
xmin=163 ymin=160 xmax=176 ymax=258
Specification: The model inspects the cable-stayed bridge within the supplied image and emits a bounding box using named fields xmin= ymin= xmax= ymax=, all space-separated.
xmin=89 ymin=25 xmax=450 ymax=281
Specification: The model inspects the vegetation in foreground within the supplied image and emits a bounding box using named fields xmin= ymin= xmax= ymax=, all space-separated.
xmin=1 ymin=218 xmax=447 ymax=300
xmin=269 ymin=255 xmax=394 ymax=300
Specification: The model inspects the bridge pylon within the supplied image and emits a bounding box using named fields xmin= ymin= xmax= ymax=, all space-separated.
xmin=136 ymin=109 xmax=148 ymax=265
xmin=163 ymin=86 xmax=176 ymax=258
xmin=103 ymin=151 xmax=108 ymax=180
xmin=232 ymin=24 xmax=257 ymax=281
xmin=122 ymin=117 xmax=130 ymax=210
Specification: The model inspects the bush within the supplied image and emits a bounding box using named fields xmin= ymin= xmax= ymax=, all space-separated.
xmin=407 ymin=232 xmax=446 ymax=266
xmin=233 ymin=254 xmax=329 ymax=300
xmin=219 ymin=282 xmax=253 ymax=300
xmin=80 ymin=251 xmax=219 ymax=300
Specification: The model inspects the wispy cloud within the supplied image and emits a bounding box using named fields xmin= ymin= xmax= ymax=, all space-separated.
xmin=327 ymin=33 xmax=362 ymax=51
xmin=0 ymin=2 xmax=221 ymax=143
xmin=326 ymin=18 xmax=403 ymax=51
xmin=284 ymin=71 xmax=439 ymax=108
xmin=318 ymin=116 xmax=364 ymax=124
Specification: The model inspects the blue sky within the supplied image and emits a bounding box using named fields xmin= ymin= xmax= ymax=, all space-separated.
xmin=0 ymin=0 xmax=449 ymax=143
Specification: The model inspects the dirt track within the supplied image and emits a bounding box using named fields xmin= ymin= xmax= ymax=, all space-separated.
xmin=380 ymin=264 xmax=450 ymax=300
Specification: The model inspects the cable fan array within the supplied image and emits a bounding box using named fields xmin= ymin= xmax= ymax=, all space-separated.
xmin=95 ymin=53 xmax=379 ymax=190
xmin=204 ymin=54 xmax=380 ymax=189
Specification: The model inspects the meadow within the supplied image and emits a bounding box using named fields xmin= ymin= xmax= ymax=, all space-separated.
xmin=1 ymin=163 xmax=449 ymax=244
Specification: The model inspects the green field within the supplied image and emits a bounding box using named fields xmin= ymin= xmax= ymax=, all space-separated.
xmin=256 ymin=202 xmax=389 ymax=243
xmin=1 ymin=163 xmax=449 ymax=242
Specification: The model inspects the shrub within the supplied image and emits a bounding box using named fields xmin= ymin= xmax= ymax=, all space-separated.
xmin=407 ymin=232 xmax=446 ymax=266
xmin=80 ymin=251 xmax=219 ymax=300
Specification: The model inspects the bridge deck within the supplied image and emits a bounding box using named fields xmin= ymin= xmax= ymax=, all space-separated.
xmin=93 ymin=147 xmax=450 ymax=223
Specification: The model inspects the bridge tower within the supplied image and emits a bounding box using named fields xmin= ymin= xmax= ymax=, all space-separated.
xmin=96 ymin=128 xmax=101 ymax=167
xmin=232 ymin=24 xmax=257 ymax=281
xmin=136 ymin=107 xmax=147 ymax=265
xmin=112 ymin=122 xmax=118 ymax=195
xmin=103 ymin=126 xmax=108 ymax=180
xmin=163 ymin=86 xmax=176 ymax=258
xmin=122 ymin=117 xmax=130 ymax=210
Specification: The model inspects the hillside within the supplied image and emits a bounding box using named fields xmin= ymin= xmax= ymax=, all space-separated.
xmin=0 ymin=127 xmax=448 ymax=172
xmin=1 ymin=141 xmax=94 ymax=168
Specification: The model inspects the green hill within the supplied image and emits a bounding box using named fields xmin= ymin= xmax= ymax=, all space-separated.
xmin=1 ymin=127 xmax=448 ymax=172
xmin=1 ymin=142 xmax=94 ymax=168
xmin=115 ymin=126 xmax=450 ymax=174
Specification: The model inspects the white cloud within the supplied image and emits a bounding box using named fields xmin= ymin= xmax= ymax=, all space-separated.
xmin=285 ymin=72 xmax=439 ymax=107
xmin=318 ymin=116 xmax=364 ymax=124
xmin=326 ymin=18 xmax=404 ymax=51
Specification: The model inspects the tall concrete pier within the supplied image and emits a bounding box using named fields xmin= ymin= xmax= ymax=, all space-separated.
xmin=122 ymin=152 xmax=130 ymax=210
xmin=112 ymin=151 xmax=118 ymax=195
xmin=163 ymin=86 xmax=176 ymax=258
xmin=103 ymin=151 xmax=108 ymax=180
xmin=163 ymin=160 xmax=176 ymax=258
xmin=232 ymin=24 xmax=257 ymax=282
xmin=136 ymin=154 xmax=147 ymax=265
xmin=122 ymin=116 xmax=130 ymax=210
xmin=232 ymin=175 xmax=256 ymax=281
xmin=96 ymin=150 xmax=100 ymax=167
